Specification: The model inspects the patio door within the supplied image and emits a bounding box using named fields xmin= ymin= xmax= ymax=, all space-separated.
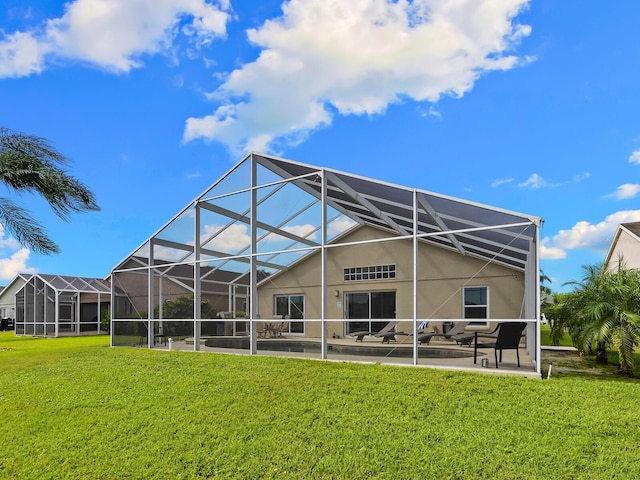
xmin=345 ymin=291 xmax=396 ymax=335
xmin=274 ymin=294 xmax=304 ymax=334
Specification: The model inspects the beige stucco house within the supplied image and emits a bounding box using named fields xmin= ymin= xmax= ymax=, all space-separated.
xmin=258 ymin=224 xmax=525 ymax=339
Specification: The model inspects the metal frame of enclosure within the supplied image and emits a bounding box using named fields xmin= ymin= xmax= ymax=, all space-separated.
xmin=110 ymin=153 xmax=541 ymax=374
xmin=14 ymin=274 xmax=109 ymax=337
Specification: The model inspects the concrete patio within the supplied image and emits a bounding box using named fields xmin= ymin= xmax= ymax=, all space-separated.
xmin=147 ymin=334 xmax=539 ymax=378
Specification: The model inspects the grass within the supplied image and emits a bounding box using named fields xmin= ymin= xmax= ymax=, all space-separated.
xmin=2 ymin=333 xmax=640 ymax=479
xmin=540 ymin=324 xmax=573 ymax=347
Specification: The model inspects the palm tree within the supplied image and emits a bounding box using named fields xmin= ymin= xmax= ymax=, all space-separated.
xmin=565 ymin=261 xmax=640 ymax=376
xmin=540 ymin=270 xmax=554 ymax=309
xmin=0 ymin=127 xmax=99 ymax=254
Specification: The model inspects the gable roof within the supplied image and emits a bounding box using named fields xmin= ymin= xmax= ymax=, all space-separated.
xmin=0 ymin=273 xmax=32 ymax=302
xmin=113 ymin=153 xmax=541 ymax=278
xmin=621 ymin=222 xmax=640 ymax=238
xmin=604 ymin=222 xmax=640 ymax=268
xmin=17 ymin=274 xmax=110 ymax=295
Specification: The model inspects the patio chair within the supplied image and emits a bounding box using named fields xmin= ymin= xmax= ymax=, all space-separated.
xmin=137 ymin=321 xmax=148 ymax=346
xmin=257 ymin=322 xmax=271 ymax=338
xmin=352 ymin=321 xmax=398 ymax=342
xmin=272 ymin=321 xmax=288 ymax=337
xmin=473 ymin=322 xmax=527 ymax=368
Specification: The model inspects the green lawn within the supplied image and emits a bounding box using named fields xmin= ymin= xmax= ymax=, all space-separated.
xmin=540 ymin=323 xmax=573 ymax=347
xmin=2 ymin=332 xmax=640 ymax=479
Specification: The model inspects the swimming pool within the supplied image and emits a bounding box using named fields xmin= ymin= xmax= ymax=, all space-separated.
xmin=203 ymin=338 xmax=475 ymax=358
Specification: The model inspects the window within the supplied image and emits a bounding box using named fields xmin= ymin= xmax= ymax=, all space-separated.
xmin=343 ymin=264 xmax=396 ymax=281
xmin=274 ymin=295 xmax=304 ymax=334
xmin=463 ymin=287 xmax=488 ymax=327
xmin=345 ymin=291 xmax=396 ymax=335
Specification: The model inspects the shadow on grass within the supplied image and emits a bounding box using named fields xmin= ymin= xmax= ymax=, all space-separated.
xmin=541 ymin=349 xmax=640 ymax=382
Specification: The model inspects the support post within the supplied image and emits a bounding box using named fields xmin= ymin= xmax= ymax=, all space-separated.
xmin=321 ymin=169 xmax=328 ymax=359
xmin=97 ymin=292 xmax=101 ymax=335
xmin=194 ymin=202 xmax=202 ymax=351
xmin=249 ymin=154 xmax=258 ymax=354
xmin=524 ymin=220 xmax=541 ymax=375
xmin=110 ymin=272 xmax=115 ymax=347
xmin=76 ymin=292 xmax=81 ymax=336
xmin=413 ymin=189 xmax=419 ymax=366
xmin=148 ymin=240 xmax=154 ymax=348
xmin=54 ymin=289 xmax=60 ymax=337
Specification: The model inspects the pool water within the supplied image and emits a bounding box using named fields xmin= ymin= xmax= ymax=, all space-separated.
xmin=204 ymin=338 xmax=474 ymax=358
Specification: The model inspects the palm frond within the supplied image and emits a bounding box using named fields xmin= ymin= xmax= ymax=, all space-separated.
xmin=0 ymin=128 xmax=99 ymax=220
xmin=0 ymin=197 xmax=59 ymax=254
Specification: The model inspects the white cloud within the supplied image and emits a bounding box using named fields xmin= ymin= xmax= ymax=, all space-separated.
xmin=0 ymin=248 xmax=36 ymax=281
xmin=418 ymin=105 xmax=442 ymax=119
xmin=518 ymin=173 xmax=547 ymax=189
xmin=0 ymin=30 xmax=50 ymax=77
xmin=0 ymin=224 xmax=36 ymax=281
xmin=541 ymin=210 xmax=640 ymax=260
xmin=260 ymin=223 xmax=319 ymax=243
xmin=184 ymin=0 xmax=532 ymax=153
xmin=281 ymin=224 xmax=317 ymax=240
xmin=0 ymin=0 xmax=231 ymax=77
xmin=573 ymin=172 xmax=590 ymax=183
xmin=606 ymin=183 xmax=640 ymax=200
xmin=0 ymin=224 xmax=21 ymax=251
xmin=328 ymin=216 xmax=357 ymax=236
xmin=153 ymin=245 xmax=193 ymax=262
xmin=629 ymin=150 xmax=640 ymax=165
xmin=202 ymin=223 xmax=250 ymax=252
xmin=540 ymin=238 xmax=566 ymax=260
xmin=491 ymin=177 xmax=514 ymax=188
xmin=201 ymin=221 xmax=330 ymax=252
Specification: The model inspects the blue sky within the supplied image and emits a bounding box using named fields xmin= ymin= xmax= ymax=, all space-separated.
xmin=0 ymin=0 xmax=639 ymax=293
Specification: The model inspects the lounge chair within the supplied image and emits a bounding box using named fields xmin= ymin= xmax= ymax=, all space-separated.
xmin=473 ymin=322 xmax=527 ymax=368
xmin=351 ymin=321 xmax=399 ymax=343
xmin=398 ymin=322 xmax=432 ymax=344
xmin=418 ymin=321 xmax=470 ymax=345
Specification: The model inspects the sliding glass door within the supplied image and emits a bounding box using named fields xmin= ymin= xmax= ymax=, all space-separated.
xmin=345 ymin=291 xmax=396 ymax=335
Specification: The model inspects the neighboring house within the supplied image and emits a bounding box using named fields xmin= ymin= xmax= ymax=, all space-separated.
xmin=0 ymin=273 xmax=30 ymax=321
xmin=110 ymin=153 xmax=542 ymax=373
xmin=13 ymin=274 xmax=110 ymax=337
xmin=604 ymin=222 xmax=640 ymax=272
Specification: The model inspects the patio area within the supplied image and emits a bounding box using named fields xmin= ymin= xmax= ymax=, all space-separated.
xmin=140 ymin=333 xmax=538 ymax=377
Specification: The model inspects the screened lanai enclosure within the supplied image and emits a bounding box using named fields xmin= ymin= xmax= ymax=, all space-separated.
xmin=15 ymin=274 xmax=110 ymax=336
xmin=111 ymin=153 xmax=542 ymax=375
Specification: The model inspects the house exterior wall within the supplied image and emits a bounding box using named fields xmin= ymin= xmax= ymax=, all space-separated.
xmin=0 ymin=276 xmax=26 ymax=320
xmin=606 ymin=228 xmax=640 ymax=272
xmin=258 ymin=226 xmax=524 ymax=338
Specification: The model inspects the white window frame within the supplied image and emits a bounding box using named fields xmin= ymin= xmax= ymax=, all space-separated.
xmin=463 ymin=286 xmax=489 ymax=328
xmin=343 ymin=264 xmax=396 ymax=282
